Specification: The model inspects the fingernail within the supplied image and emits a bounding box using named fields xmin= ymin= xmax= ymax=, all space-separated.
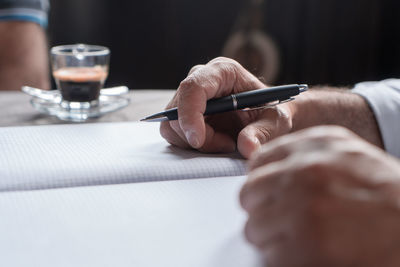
xmin=185 ymin=130 xmax=200 ymax=148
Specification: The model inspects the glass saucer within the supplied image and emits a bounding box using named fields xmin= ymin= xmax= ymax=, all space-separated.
xmin=31 ymin=95 xmax=130 ymax=122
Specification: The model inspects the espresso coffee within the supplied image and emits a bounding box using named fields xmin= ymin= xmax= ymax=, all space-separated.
xmin=53 ymin=67 xmax=108 ymax=102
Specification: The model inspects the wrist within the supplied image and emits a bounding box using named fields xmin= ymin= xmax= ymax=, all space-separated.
xmin=284 ymin=87 xmax=383 ymax=147
xmin=285 ymin=90 xmax=316 ymax=132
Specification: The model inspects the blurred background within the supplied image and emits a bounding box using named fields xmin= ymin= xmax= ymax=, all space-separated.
xmin=48 ymin=0 xmax=400 ymax=89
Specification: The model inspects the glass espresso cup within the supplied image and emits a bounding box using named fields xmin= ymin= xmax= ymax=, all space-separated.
xmin=51 ymin=44 xmax=110 ymax=109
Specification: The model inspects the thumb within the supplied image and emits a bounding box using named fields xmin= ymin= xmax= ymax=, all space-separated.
xmin=237 ymin=108 xmax=293 ymax=158
xmin=237 ymin=121 xmax=272 ymax=159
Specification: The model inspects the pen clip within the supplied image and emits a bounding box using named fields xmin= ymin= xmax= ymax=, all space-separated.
xmin=241 ymin=97 xmax=295 ymax=112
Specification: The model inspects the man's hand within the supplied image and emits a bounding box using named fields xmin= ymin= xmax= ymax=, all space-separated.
xmin=240 ymin=126 xmax=400 ymax=267
xmin=160 ymin=57 xmax=294 ymax=158
xmin=160 ymin=57 xmax=383 ymax=159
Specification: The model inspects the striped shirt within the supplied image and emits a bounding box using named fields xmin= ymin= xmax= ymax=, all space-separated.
xmin=0 ymin=0 xmax=49 ymax=27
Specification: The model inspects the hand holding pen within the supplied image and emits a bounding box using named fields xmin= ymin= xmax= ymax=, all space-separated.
xmin=155 ymin=57 xmax=390 ymax=267
xmin=141 ymin=84 xmax=307 ymax=122
xmin=156 ymin=57 xmax=308 ymax=158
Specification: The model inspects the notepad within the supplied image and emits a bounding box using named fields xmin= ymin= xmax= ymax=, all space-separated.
xmin=0 ymin=176 xmax=262 ymax=267
xmin=0 ymin=122 xmax=263 ymax=266
xmin=0 ymin=122 xmax=246 ymax=192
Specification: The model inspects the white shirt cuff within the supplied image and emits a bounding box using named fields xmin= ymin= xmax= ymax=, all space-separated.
xmin=352 ymin=79 xmax=400 ymax=158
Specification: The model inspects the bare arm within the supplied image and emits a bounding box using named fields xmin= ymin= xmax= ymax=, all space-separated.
xmin=287 ymin=88 xmax=384 ymax=148
xmin=0 ymin=21 xmax=49 ymax=91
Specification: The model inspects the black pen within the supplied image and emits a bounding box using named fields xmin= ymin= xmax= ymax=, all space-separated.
xmin=140 ymin=84 xmax=308 ymax=122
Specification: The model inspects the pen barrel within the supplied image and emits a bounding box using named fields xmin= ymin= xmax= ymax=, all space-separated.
xmin=204 ymin=96 xmax=235 ymax=116
xmin=236 ymin=85 xmax=300 ymax=109
xmin=160 ymin=96 xmax=234 ymax=120
xmin=164 ymin=109 xmax=179 ymax=120
xmin=148 ymin=84 xmax=304 ymax=122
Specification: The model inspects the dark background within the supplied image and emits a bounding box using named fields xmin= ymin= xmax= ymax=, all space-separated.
xmin=48 ymin=0 xmax=400 ymax=89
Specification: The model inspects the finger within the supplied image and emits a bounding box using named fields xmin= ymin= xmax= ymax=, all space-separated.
xmin=176 ymin=67 xmax=230 ymax=148
xmin=165 ymin=62 xmax=230 ymax=147
xmin=160 ymin=95 xmax=190 ymax=148
xmin=208 ymin=57 xmax=265 ymax=94
xmin=177 ymin=80 xmax=207 ymax=148
xmin=160 ymin=121 xmax=191 ymax=149
xmin=197 ymin=123 xmax=236 ymax=153
xmin=165 ymin=114 xmax=239 ymax=153
xmin=244 ymin=209 xmax=287 ymax=249
xmin=237 ymin=107 xmax=292 ymax=159
xmin=246 ymin=125 xmax=337 ymax=171
xmin=169 ymin=120 xmax=189 ymax=145
xmin=164 ymin=63 xmax=220 ymax=110
xmin=240 ymin=162 xmax=286 ymax=212
xmin=247 ymin=138 xmax=293 ymax=171
xmin=242 ymin=180 xmax=293 ymax=249
xmin=177 ymin=57 xmax=266 ymax=149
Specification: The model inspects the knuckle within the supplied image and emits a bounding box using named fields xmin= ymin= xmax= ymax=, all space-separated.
xmin=303 ymin=161 xmax=326 ymax=173
xmin=244 ymin=221 xmax=252 ymax=242
xmin=179 ymin=75 xmax=198 ymax=89
xmin=276 ymin=108 xmax=293 ymax=131
xmin=331 ymin=126 xmax=357 ymax=138
xmin=179 ymin=74 xmax=214 ymax=103
xmin=258 ymin=127 xmax=274 ymax=143
xmin=210 ymin=57 xmax=240 ymax=71
xmin=307 ymin=125 xmax=355 ymax=141
xmin=178 ymin=76 xmax=205 ymax=101
xmin=239 ymin=184 xmax=251 ymax=209
xmin=244 ymin=220 xmax=258 ymax=245
xmin=188 ymin=64 xmax=204 ymax=75
xmin=209 ymin=56 xmax=235 ymax=64
xmin=244 ymin=219 xmax=268 ymax=249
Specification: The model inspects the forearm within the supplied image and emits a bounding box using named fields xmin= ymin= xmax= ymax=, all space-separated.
xmin=288 ymin=87 xmax=384 ymax=148
xmin=0 ymin=22 xmax=49 ymax=91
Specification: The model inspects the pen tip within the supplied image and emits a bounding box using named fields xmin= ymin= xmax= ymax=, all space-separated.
xmin=139 ymin=115 xmax=169 ymax=122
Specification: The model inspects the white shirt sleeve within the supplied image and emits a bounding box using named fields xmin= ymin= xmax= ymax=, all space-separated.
xmin=352 ymin=79 xmax=400 ymax=158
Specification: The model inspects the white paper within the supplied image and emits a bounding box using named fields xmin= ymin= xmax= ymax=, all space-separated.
xmin=0 ymin=122 xmax=246 ymax=192
xmin=0 ymin=176 xmax=263 ymax=267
